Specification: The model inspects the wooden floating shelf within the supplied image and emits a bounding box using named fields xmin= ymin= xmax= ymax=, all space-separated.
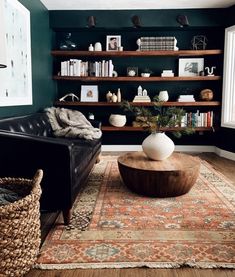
xmin=51 ymin=49 xmax=223 ymax=57
xmin=101 ymin=126 xmax=216 ymax=132
xmin=55 ymin=101 xmax=221 ymax=107
xmin=53 ymin=76 xmax=221 ymax=82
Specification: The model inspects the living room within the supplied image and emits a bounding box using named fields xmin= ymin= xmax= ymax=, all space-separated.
xmin=0 ymin=0 xmax=234 ymax=276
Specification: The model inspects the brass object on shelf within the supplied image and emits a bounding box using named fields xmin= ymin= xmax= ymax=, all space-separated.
xmin=200 ymin=89 xmax=214 ymax=101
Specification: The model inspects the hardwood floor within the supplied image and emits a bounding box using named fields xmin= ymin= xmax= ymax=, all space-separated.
xmin=26 ymin=153 xmax=235 ymax=277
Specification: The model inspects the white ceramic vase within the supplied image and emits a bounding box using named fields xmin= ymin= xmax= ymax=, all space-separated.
xmin=109 ymin=114 xmax=126 ymax=127
xmin=142 ymin=132 xmax=175 ymax=160
xmin=158 ymin=90 xmax=169 ymax=102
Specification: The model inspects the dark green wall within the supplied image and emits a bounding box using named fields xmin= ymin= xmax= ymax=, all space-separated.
xmin=49 ymin=9 xmax=226 ymax=29
xmin=0 ymin=0 xmax=55 ymax=118
xmin=50 ymin=9 xmax=226 ymax=146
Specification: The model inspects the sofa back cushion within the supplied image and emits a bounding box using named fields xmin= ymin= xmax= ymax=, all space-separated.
xmin=0 ymin=113 xmax=53 ymax=137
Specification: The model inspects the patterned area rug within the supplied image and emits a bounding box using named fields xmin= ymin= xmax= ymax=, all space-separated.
xmin=36 ymin=155 xmax=235 ymax=269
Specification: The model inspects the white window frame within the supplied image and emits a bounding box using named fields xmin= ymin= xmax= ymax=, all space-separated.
xmin=221 ymin=25 xmax=235 ymax=129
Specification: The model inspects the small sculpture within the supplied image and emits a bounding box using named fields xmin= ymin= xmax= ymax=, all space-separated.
xmin=205 ymin=66 xmax=216 ymax=76
xmin=136 ymin=38 xmax=141 ymax=51
xmin=59 ymin=33 xmax=77 ymax=50
xmin=191 ymin=35 xmax=208 ymax=50
xmin=59 ymin=93 xmax=79 ymax=102
xmin=200 ymin=89 xmax=214 ymax=101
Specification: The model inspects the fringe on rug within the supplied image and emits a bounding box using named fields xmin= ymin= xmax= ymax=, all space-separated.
xmin=34 ymin=262 xmax=235 ymax=270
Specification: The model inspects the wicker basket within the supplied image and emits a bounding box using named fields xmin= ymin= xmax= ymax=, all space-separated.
xmin=0 ymin=170 xmax=43 ymax=277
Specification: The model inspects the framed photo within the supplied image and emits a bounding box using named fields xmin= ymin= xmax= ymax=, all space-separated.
xmin=106 ymin=35 xmax=121 ymax=51
xmin=178 ymin=58 xmax=204 ymax=77
xmin=81 ymin=85 xmax=98 ymax=102
xmin=127 ymin=67 xmax=138 ymax=77
xmin=0 ymin=0 xmax=32 ymax=106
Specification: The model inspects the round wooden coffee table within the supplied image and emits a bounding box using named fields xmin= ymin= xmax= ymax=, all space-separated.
xmin=118 ymin=152 xmax=200 ymax=197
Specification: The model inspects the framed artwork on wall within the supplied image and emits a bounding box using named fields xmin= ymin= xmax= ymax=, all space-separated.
xmin=80 ymin=85 xmax=98 ymax=102
xmin=0 ymin=0 xmax=32 ymax=106
xmin=106 ymin=35 xmax=121 ymax=51
xmin=178 ymin=58 xmax=204 ymax=77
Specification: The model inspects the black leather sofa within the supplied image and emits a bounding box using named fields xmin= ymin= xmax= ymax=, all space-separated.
xmin=0 ymin=112 xmax=102 ymax=224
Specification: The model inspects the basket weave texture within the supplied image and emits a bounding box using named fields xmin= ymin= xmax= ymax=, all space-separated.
xmin=0 ymin=170 xmax=43 ymax=277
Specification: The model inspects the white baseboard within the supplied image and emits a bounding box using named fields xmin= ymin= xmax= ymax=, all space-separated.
xmin=101 ymin=145 xmax=235 ymax=161
xmin=215 ymin=147 xmax=235 ymax=161
xmin=101 ymin=145 xmax=215 ymax=152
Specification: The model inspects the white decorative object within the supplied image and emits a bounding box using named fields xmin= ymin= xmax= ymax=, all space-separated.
xmin=59 ymin=93 xmax=79 ymax=102
xmin=106 ymin=91 xmax=112 ymax=102
xmin=142 ymin=132 xmax=175 ymax=160
xmin=117 ymin=88 xmax=121 ymax=102
xmin=137 ymin=86 xmax=143 ymax=95
xmin=112 ymin=70 xmax=118 ymax=77
xmin=109 ymin=114 xmax=126 ymax=127
xmin=141 ymin=73 xmax=150 ymax=77
xmin=142 ymin=89 xmax=148 ymax=96
xmin=88 ymin=44 xmax=94 ymax=51
xmin=136 ymin=38 xmax=141 ymax=51
xmin=158 ymin=91 xmax=169 ymax=102
xmin=111 ymin=93 xmax=118 ymax=102
xmin=205 ymin=66 xmax=216 ymax=76
xmin=94 ymin=42 xmax=102 ymax=51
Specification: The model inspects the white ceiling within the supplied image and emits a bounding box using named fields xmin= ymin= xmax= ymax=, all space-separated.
xmin=40 ymin=0 xmax=235 ymax=10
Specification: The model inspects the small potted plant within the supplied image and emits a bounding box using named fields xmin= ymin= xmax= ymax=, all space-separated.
xmin=121 ymin=96 xmax=194 ymax=160
xmin=141 ymin=68 xmax=153 ymax=77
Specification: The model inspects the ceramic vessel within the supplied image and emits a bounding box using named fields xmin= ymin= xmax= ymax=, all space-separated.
xmin=117 ymin=88 xmax=121 ymax=102
xmin=106 ymin=91 xmax=112 ymax=102
xmin=109 ymin=114 xmax=127 ymax=127
xmin=111 ymin=93 xmax=118 ymax=103
xmin=200 ymin=89 xmax=213 ymax=101
xmin=94 ymin=42 xmax=102 ymax=51
xmin=158 ymin=90 xmax=169 ymax=102
xmin=142 ymin=132 xmax=175 ymax=160
xmin=141 ymin=73 xmax=150 ymax=77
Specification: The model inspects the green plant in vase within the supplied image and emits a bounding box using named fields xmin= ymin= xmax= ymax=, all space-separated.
xmin=121 ymin=96 xmax=194 ymax=160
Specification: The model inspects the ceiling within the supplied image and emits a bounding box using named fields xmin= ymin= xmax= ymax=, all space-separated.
xmin=40 ymin=0 xmax=235 ymax=10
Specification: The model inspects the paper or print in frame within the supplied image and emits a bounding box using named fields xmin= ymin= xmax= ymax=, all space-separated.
xmin=178 ymin=58 xmax=204 ymax=77
xmin=80 ymin=85 xmax=99 ymax=102
xmin=0 ymin=0 xmax=32 ymax=106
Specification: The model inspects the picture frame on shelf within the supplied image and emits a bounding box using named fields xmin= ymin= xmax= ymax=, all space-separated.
xmin=81 ymin=85 xmax=98 ymax=102
xmin=178 ymin=58 xmax=204 ymax=77
xmin=106 ymin=35 xmax=121 ymax=51
xmin=127 ymin=67 xmax=138 ymax=77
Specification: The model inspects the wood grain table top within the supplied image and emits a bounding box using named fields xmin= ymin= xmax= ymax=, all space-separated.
xmin=117 ymin=152 xmax=200 ymax=172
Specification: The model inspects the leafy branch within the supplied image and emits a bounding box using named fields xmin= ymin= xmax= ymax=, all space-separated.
xmin=121 ymin=98 xmax=195 ymax=138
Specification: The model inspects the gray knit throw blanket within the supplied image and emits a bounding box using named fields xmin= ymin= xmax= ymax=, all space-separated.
xmin=45 ymin=107 xmax=102 ymax=140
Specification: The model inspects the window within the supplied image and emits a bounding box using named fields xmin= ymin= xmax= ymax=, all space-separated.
xmin=221 ymin=25 xmax=235 ymax=129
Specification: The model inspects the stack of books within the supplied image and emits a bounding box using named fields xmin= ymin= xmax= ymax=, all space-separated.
xmin=133 ymin=95 xmax=151 ymax=102
xmin=161 ymin=70 xmax=174 ymax=77
xmin=177 ymin=95 xmax=195 ymax=102
xmin=140 ymin=37 xmax=178 ymax=51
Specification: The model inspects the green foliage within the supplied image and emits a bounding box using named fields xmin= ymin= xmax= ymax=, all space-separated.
xmin=121 ymin=97 xmax=195 ymax=138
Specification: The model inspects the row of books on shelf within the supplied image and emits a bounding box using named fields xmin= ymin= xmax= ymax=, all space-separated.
xmin=139 ymin=36 xmax=179 ymax=51
xmin=180 ymin=111 xmax=214 ymax=127
xmin=60 ymin=59 xmax=114 ymax=77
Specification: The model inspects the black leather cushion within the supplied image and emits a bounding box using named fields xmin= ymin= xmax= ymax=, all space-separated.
xmin=0 ymin=113 xmax=53 ymax=137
